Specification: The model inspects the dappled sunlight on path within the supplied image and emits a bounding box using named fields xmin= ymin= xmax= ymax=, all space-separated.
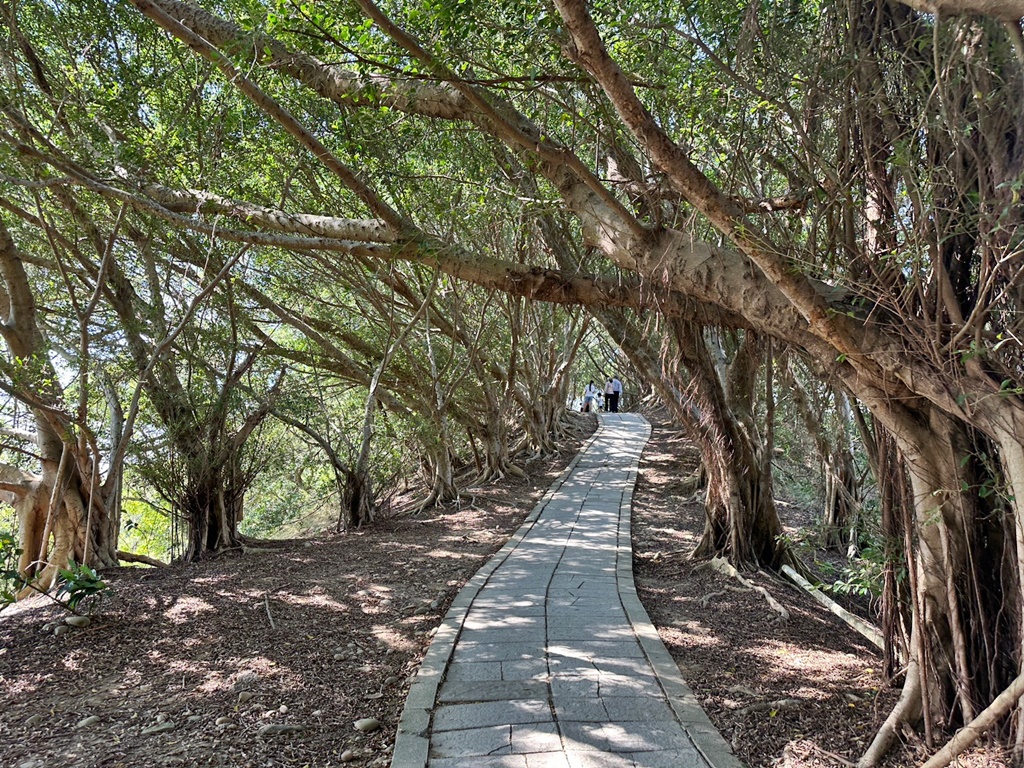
xmin=392 ymin=414 xmax=744 ymax=768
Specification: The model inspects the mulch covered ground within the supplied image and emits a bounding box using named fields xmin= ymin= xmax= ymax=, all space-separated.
xmin=631 ymin=415 xmax=1011 ymax=768
xmin=631 ymin=420 xmax=900 ymax=768
xmin=0 ymin=412 xmax=1011 ymax=767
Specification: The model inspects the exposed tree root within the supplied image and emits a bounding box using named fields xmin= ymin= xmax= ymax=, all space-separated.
xmin=469 ymin=461 xmax=526 ymax=487
xmin=781 ymin=564 xmax=883 ymax=650
xmin=698 ymin=557 xmax=790 ymax=622
xmin=698 ymin=585 xmax=750 ymax=608
xmin=919 ymin=671 xmax=1024 ymax=768
xmin=858 ymin=659 xmax=923 ymax=768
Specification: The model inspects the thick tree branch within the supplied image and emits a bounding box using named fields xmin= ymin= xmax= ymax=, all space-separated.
xmin=145 ymin=186 xmax=397 ymax=243
xmin=133 ymin=0 xmax=648 ymax=257
xmin=552 ymin=0 xmax=861 ymax=357
xmin=351 ymin=0 xmax=648 ymax=243
xmin=129 ymin=0 xmax=410 ymax=234
xmin=896 ymin=0 xmax=1024 ymax=21
xmin=136 ymin=0 xmax=475 ymax=120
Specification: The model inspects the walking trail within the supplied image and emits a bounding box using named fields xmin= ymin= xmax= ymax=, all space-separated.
xmin=391 ymin=413 xmax=744 ymax=768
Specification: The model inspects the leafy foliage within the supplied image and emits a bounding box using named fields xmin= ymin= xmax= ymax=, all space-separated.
xmin=0 ymin=534 xmax=107 ymax=613
xmin=0 ymin=532 xmax=24 ymax=609
xmin=825 ymin=544 xmax=887 ymax=599
xmin=55 ymin=562 xmax=107 ymax=613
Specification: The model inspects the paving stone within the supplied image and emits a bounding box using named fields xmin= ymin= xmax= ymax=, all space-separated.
xmin=549 ymin=676 xmax=600 ymax=699
xmin=523 ymin=753 xmax=572 ymax=768
xmin=591 ymin=657 xmax=656 ymax=679
xmin=451 ymin=641 xmax=543 ymax=663
xmin=463 ymin=612 xmax=544 ymax=630
xmin=433 ymin=700 xmax=552 ymax=732
xmin=473 ymin=592 xmax=546 ymax=605
xmin=551 ymin=697 xmax=608 ymax=723
xmin=460 ymin=628 xmax=547 ymax=644
xmin=501 ymin=658 xmax=549 ymax=680
xmin=398 ymin=707 xmax=431 ymax=737
xmin=547 ymin=611 xmax=627 ymax=626
xmin=547 ymin=624 xmax=632 ymax=641
xmin=565 ymin=752 xmax=635 ymax=768
xmin=546 ymin=655 xmax=597 ymax=676
xmin=597 ymin=673 xmax=664 ymax=698
xmin=603 ymin=722 xmax=697 ymax=752
xmin=438 ymin=680 xmax=548 ymax=703
xmin=557 ymin=721 xmax=610 ymax=752
xmin=429 ymin=725 xmax=511 ymax=758
xmin=630 ymin=748 xmax=710 ymax=768
xmin=511 ymin=721 xmax=562 ymax=754
xmin=601 ymin=696 xmax=676 ymax=722
xmin=393 ymin=732 xmax=429 ymax=765
xmin=429 ymin=756 xmax=527 ymax=768
xmin=443 ymin=661 xmax=502 ymax=682
xmin=471 ymin=602 xmax=547 ymax=616
xmin=578 ymin=640 xmax=647 ymax=659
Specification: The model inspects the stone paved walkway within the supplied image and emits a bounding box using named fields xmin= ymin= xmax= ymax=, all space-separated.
xmin=391 ymin=414 xmax=744 ymax=768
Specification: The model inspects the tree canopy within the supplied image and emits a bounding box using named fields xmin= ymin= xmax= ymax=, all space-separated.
xmin=1 ymin=0 xmax=1024 ymax=764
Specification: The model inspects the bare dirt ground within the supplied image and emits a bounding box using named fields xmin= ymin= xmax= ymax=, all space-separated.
xmin=0 ymin=412 xmax=1010 ymax=768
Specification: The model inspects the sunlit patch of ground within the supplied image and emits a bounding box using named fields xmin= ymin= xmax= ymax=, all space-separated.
xmin=163 ymin=595 xmax=217 ymax=624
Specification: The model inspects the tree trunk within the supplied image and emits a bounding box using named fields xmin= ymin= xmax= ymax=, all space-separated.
xmin=179 ymin=458 xmax=244 ymax=560
xmin=781 ymin=362 xmax=862 ymax=550
xmin=15 ymin=431 xmax=120 ymax=591
xmin=857 ymin=403 xmax=1019 ymax=765
xmin=678 ymin=325 xmax=792 ymax=569
xmin=594 ymin=305 xmax=792 ymax=569
xmin=0 ymin=221 xmax=119 ymax=591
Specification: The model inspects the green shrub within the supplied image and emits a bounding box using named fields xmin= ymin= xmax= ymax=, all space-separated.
xmin=55 ymin=561 xmax=107 ymax=612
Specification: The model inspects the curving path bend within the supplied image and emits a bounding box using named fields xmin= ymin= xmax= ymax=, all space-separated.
xmin=391 ymin=413 xmax=745 ymax=768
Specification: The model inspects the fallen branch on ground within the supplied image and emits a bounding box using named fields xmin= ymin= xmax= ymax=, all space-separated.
xmin=116 ymin=550 xmax=167 ymax=568
xmin=264 ymin=595 xmax=276 ymax=630
xmin=781 ymin=564 xmax=883 ymax=650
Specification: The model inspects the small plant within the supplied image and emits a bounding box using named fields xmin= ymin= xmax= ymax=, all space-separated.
xmin=825 ymin=543 xmax=887 ymax=598
xmin=0 ymin=534 xmax=107 ymax=614
xmin=55 ymin=561 xmax=107 ymax=613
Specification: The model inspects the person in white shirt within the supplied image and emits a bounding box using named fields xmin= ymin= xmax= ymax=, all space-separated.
xmin=582 ymin=381 xmax=598 ymax=412
xmin=610 ymin=376 xmax=623 ymax=412
xmin=604 ymin=379 xmax=615 ymax=412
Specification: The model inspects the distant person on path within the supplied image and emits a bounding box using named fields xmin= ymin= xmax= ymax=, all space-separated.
xmin=582 ymin=380 xmax=598 ymax=412
xmin=603 ymin=378 xmax=615 ymax=411
xmin=610 ymin=375 xmax=623 ymax=412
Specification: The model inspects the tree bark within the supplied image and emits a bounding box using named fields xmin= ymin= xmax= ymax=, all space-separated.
xmin=0 ymin=220 xmax=119 ymax=590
